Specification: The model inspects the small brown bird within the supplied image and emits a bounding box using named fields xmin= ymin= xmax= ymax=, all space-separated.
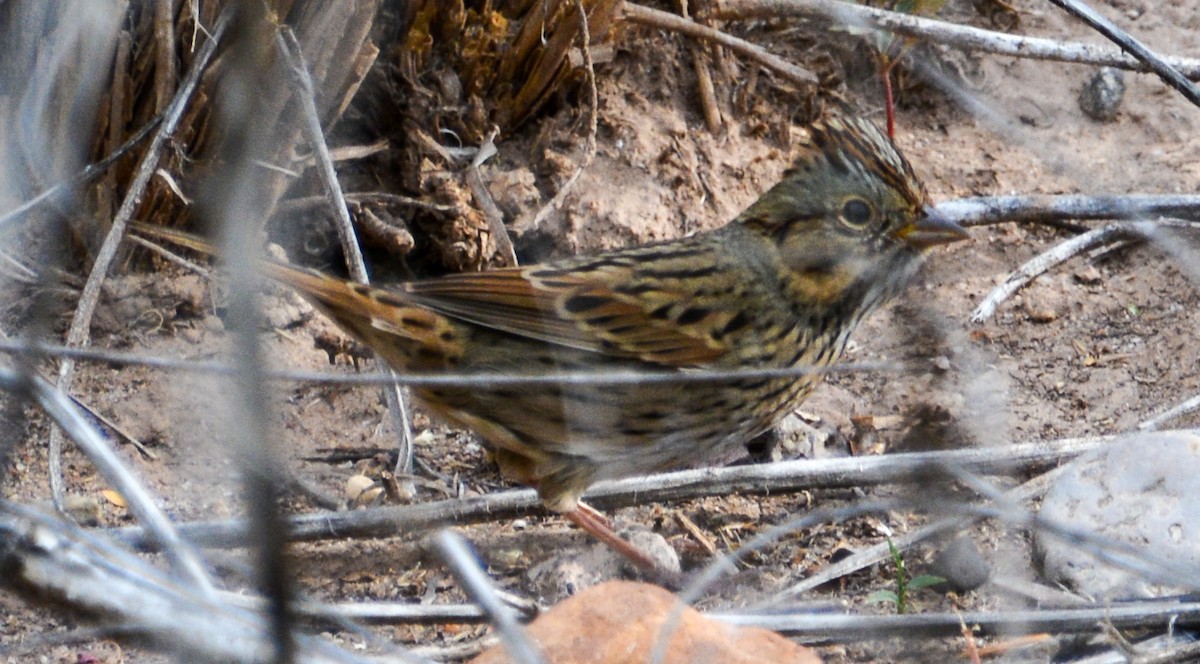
xmin=142 ymin=116 xmax=965 ymax=568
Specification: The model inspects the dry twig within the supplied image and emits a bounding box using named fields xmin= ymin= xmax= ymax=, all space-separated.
xmin=623 ymin=3 xmax=818 ymax=88
xmin=714 ymin=601 xmax=1200 ymax=641
xmin=0 ymin=367 xmax=212 ymax=594
xmin=108 ymin=434 xmax=1112 ymax=550
xmin=1046 ymin=0 xmax=1200 ymax=106
xmin=434 ymin=531 xmax=547 ymax=664
xmin=0 ymin=502 xmax=371 ymax=663
xmin=277 ymin=26 xmax=416 ymax=484
xmin=716 ymin=0 xmax=1200 ymax=79
xmin=970 ymin=220 xmax=1199 ymax=323
xmin=46 ymin=9 xmax=227 ymax=511
xmin=770 ymin=461 xmax=1075 ymax=600
xmin=939 ymin=194 xmax=1200 ymax=227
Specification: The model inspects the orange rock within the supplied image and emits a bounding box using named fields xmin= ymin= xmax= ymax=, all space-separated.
xmin=470 ymin=580 xmax=820 ymax=664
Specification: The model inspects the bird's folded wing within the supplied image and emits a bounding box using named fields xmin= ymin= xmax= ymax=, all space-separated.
xmin=401 ymin=267 xmax=740 ymax=366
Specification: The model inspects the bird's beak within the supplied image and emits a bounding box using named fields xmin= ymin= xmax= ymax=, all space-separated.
xmin=894 ymin=205 xmax=969 ymax=249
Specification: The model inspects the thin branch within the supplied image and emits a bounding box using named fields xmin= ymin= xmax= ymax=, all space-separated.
xmin=0 ymin=502 xmax=375 ymax=664
xmin=1140 ymin=397 xmax=1200 ymax=432
xmin=623 ymin=3 xmax=818 ymax=88
xmin=713 ymin=600 xmax=1200 ymax=640
xmin=1046 ymin=0 xmax=1200 ymax=107
xmin=769 ymin=461 xmax=1074 ymax=601
xmin=277 ymin=25 xmax=416 ymax=487
xmin=969 ymin=220 xmax=1195 ymax=323
xmin=938 ymin=194 xmax=1200 ymax=227
xmin=277 ymin=192 xmax=456 ymax=214
xmin=0 ymin=367 xmax=215 ymax=595
xmin=678 ymin=492 xmax=1200 ymax=641
xmin=47 ymin=10 xmax=226 ymax=510
xmin=467 ymin=126 xmax=519 ymax=266
xmin=716 ymin=0 xmax=1200 ymax=79
xmin=126 ymin=234 xmax=213 ymax=278
xmin=0 ymin=336 xmax=903 ymax=388
xmin=107 ymin=433 xmax=1114 ymax=550
xmin=277 ymin=28 xmax=366 ymax=284
xmin=434 ymin=531 xmax=547 ymax=664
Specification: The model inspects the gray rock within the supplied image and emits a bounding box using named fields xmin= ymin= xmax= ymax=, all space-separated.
xmin=1078 ymin=67 xmax=1125 ymax=121
xmin=929 ymin=535 xmax=991 ymax=593
xmin=1035 ymin=431 xmax=1200 ymax=598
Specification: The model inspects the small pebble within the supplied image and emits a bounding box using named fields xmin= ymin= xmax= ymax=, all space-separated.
xmin=345 ymin=474 xmax=375 ymax=502
xmin=64 ymin=494 xmax=103 ymax=526
xmin=1078 ymin=67 xmax=1125 ymax=122
xmin=929 ymin=535 xmax=991 ymax=593
xmin=1073 ymin=265 xmax=1103 ymax=285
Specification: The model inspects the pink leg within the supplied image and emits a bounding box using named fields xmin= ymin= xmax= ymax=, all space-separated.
xmin=564 ymin=503 xmax=662 ymax=575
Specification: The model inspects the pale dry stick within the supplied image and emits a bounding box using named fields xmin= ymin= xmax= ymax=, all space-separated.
xmin=769 ymin=459 xmax=1076 ymax=600
xmin=466 ymin=126 xmax=519 ymax=266
xmin=527 ymin=0 xmax=603 ymax=231
xmin=408 ymin=639 xmax=498 ymax=663
xmin=699 ymin=499 xmax=1200 ymax=640
xmin=126 ymin=234 xmax=213 ymax=278
xmin=1129 ymin=639 xmax=1200 ymax=664
xmin=0 ymin=502 xmax=377 ymax=664
xmin=970 ymin=219 xmax=1199 ymax=323
xmin=1046 ymin=0 xmax=1200 ymax=106
xmin=987 ymin=573 xmax=1090 ymax=607
xmin=233 ymin=595 xmax=540 ymax=626
xmin=0 ymin=335 xmax=899 ymax=387
xmin=342 ymin=191 xmax=457 ymax=213
xmin=218 ymin=576 xmax=437 ymax=663
xmin=0 ymin=248 xmax=39 ymax=283
xmin=622 ymin=3 xmax=818 ymax=88
xmin=716 ymin=0 xmax=1200 ymax=79
xmin=277 ymin=27 xmax=417 ymax=484
xmin=46 ymin=13 xmax=226 ymax=511
xmin=672 ymin=471 xmax=1200 ymax=652
xmin=1062 ymin=633 xmax=1200 ymax=664
xmin=67 ymin=394 xmax=157 ymax=460
xmin=434 ymin=530 xmax=547 ymax=664
xmin=1140 ymin=398 xmax=1200 ymax=431
xmin=0 ymin=367 xmax=214 ymax=595
xmin=277 ymin=29 xmax=366 ymax=283
xmin=938 ymin=194 xmax=1200 ymax=227
xmin=108 ymin=435 xmax=1111 ymax=550
xmin=713 ymin=600 xmax=1200 ymax=640
xmin=679 ymin=0 xmax=723 ymax=132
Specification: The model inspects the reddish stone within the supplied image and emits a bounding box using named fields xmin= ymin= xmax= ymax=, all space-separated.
xmin=471 ymin=580 xmax=820 ymax=664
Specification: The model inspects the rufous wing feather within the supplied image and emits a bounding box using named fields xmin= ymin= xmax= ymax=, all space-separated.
xmin=401 ymin=266 xmax=737 ymax=366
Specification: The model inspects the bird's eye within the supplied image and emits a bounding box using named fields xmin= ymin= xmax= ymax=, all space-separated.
xmin=839 ymin=198 xmax=874 ymax=228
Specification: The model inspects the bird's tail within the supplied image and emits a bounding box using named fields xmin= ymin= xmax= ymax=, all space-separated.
xmin=127 ymin=223 xmax=463 ymax=371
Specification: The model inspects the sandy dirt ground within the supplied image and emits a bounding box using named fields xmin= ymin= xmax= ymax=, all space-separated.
xmin=3 ymin=0 xmax=1199 ymax=661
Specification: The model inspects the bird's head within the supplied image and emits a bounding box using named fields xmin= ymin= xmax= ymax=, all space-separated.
xmin=736 ymin=116 xmax=967 ymax=310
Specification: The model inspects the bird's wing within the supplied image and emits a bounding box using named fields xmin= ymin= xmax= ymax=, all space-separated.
xmin=401 ymin=256 xmax=748 ymax=367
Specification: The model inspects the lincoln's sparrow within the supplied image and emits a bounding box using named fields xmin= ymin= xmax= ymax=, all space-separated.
xmin=141 ymin=116 xmax=965 ymax=568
